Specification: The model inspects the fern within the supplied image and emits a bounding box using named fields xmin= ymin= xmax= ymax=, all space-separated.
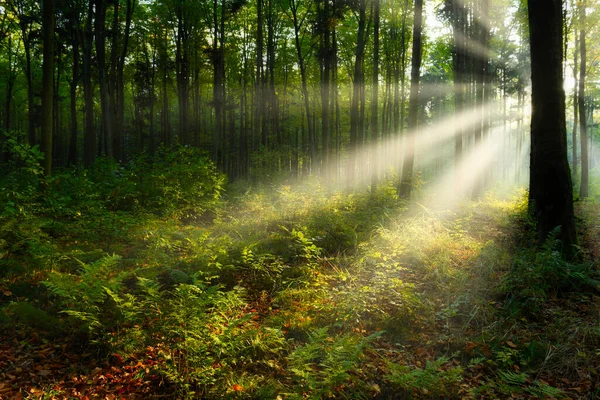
xmin=43 ymin=254 xmax=125 ymax=334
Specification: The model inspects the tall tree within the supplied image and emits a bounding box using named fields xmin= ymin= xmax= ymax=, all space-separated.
xmin=399 ymin=0 xmax=423 ymax=199
xmin=95 ymin=0 xmax=113 ymax=156
xmin=578 ymin=0 xmax=588 ymax=199
xmin=370 ymin=0 xmax=380 ymax=192
xmin=572 ymin=0 xmax=579 ymax=178
xmin=66 ymin=1 xmax=81 ymax=165
xmin=82 ymin=0 xmax=95 ymax=166
xmin=41 ymin=0 xmax=55 ymax=175
xmin=9 ymin=0 xmax=38 ymax=147
xmin=528 ymin=0 xmax=577 ymax=254
xmin=348 ymin=0 xmax=366 ymax=185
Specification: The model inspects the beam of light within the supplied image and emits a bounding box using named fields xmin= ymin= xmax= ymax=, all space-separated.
xmin=452 ymin=31 xmax=497 ymax=61
xmin=417 ymin=125 xmax=506 ymax=209
xmin=329 ymin=101 xmax=500 ymax=189
xmin=450 ymin=0 xmax=493 ymax=33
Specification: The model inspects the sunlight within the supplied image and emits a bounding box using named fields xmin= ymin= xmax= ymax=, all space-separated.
xmin=452 ymin=31 xmax=497 ymax=61
xmin=418 ymin=125 xmax=507 ymax=208
xmin=332 ymin=101 xmax=497 ymax=188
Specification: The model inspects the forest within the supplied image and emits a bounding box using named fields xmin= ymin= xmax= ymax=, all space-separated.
xmin=0 ymin=0 xmax=600 ymax=397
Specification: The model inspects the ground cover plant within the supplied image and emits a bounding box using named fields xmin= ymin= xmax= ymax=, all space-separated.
xmin=0 ymin=144 xmax=599 ymax=399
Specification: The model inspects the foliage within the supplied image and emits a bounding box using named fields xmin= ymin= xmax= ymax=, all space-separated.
xmin=386 ymin=356 xmax=464 ymax=398
xmin=501 ymin=227 xmax=600 ymax=314
xmin=287 ymin=328 xmax=381 ymax=399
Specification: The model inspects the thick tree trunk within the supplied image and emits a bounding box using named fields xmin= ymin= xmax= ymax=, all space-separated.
xmin=528 ymin=0 xmax=577 ymax=254
xmin=399 ymin=0 xmax=423 ymax=199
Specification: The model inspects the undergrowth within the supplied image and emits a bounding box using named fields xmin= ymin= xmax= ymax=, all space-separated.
xmin=1 ymin=139 xmax=599 ymax=398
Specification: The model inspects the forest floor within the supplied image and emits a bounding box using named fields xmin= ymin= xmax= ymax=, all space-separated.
xmin=1 ymin=178 xmax=600 ymax=399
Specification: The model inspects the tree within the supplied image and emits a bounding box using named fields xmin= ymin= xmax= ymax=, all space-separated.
xmin=578 ymin=0 xmax=588 ymax=199
xmin=41 ymin=0 xmax=54 ymax=175
xmin=82 ymin=0 xmax=95 ymax=167
xmin=527 ymin=0 xmax=577 ymax=254
xmin=399 ymin=0 xmax=423 ymax=199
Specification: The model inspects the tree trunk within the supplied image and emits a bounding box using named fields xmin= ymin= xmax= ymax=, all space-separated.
xmin=95 ymin=0 xmax=112 ymax=157
xmin=528 ymin=0 xmax=577 ymax=255
xmin=115 ymin=0 xmax=134 ymax=161
xmin=42 ymin=0 xmax=55 ymax=176
xmin=290 ymin=0 xmax=313 ymax=175
xmin=320 ymin=0 xmax=330 ymax=174
xmin=68 ymin=16 xmax=79 ymax=166
xmin=83 ymin=0 xmax=95 ymax=167
xmin=578 ymin=1 xmax=588 ymax=199
xmin=572 ymin=3 xmax=578 ymax=178
xmin=399 ymin=0 xmax=423 ymax=199
xmin=349 ymin=0 xmax=366 ymax=185
xmin=370 ymin=0 xmax=380 ymax=193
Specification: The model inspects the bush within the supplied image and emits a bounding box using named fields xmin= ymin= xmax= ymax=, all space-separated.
xmin=501 ymin=227 xmax=599 ymax=315
xmin=131 ymin=146 xmax=225 ymax=220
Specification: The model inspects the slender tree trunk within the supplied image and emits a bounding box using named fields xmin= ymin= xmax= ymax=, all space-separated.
xmin=349 ymin=0 xmax=366 ymax=185
xmin=175 ymin=6 xmax=190 ymax=145
xmin=572 ymin=18 xmax=579 ymax=178
xmin=95 ymin=0 xmax=112 ymax=157
xmin=290 ymin=0 xmax=313 ymax=175
xmin=213 ymin=0 xmax=223 ymax=166
xmin=320 ymin=0 xmax=330 ymax=174
xmin=115 ymin=0 xmax=134 ymax=161
xmin=399 ymin=0 xmax=423 ymax=199
xmin=4 ymin=37 xmax=16 ymax=135
xmin=42 ymin=0 xmax=55 ymax=175
xmin=578 ymin=2 xmax=588 ymax=199
xmin=83 ymin=0 xmax=95 ymax=166
xmin=68 ymin=20 xmax=79 ymax=166
xmin=255 ymin=0 xmax=265 ymax=149
xmin=370 ymin=0 xmax=380 ymax=193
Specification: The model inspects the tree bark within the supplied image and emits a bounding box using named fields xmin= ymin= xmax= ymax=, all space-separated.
xmin=95 ymin=0 xmax=112 ymax=157
xmin=399 ymin=0 xmax=423 ymax=199
xmin=370 ymin=0 xmax=380 ymax=193
xmin=578 ymin=1 xmax=588 ymax=199
xmin=41 ymin=0 xmax=55 ymax=176
xmin=83 ymin=0 xmax=95 ymax=167
xmin=68 ymin=12 xmax=79 ymax=166
xmin=349 ymin=0 xmax=366 ymax=185
xmin=528 ymin=0 xmax=577 ymax=255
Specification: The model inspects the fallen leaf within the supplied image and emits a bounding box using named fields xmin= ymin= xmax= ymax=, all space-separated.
xmin=506 ymin=340 xmax=518 ymax=349
xmin=232 ymin=384 xmax=243 ymax=392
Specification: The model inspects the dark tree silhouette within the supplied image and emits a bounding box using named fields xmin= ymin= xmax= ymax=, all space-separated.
xmin=527 ymin=0 xmax=577 ymax=254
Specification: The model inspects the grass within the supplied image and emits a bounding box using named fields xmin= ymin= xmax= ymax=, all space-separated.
xmin=1 ymin=149 xmax=599 ymax=398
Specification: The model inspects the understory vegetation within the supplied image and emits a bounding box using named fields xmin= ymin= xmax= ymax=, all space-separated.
xmin=1 ymin=144 xmax=600 ymax=399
